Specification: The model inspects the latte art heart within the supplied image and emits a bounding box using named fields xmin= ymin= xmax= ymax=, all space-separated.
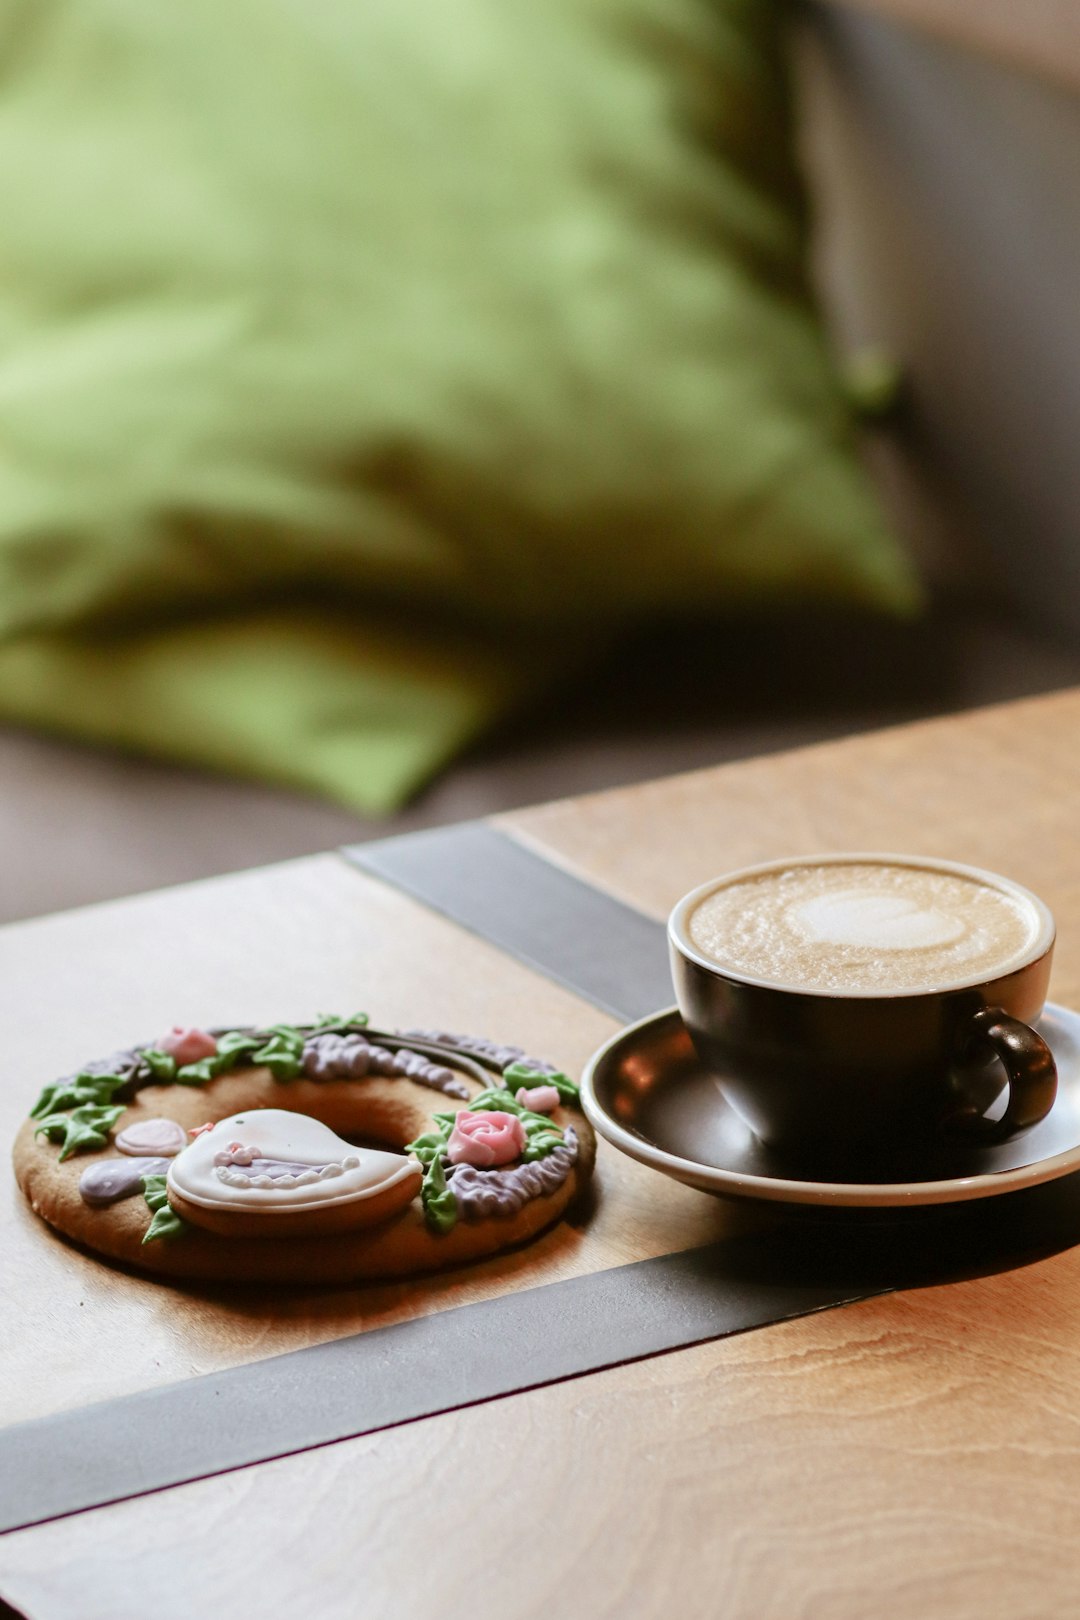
xmin=688 ymin=860 xmax=1044 ymax=993
xmin=789 ymin=891 xmax=966 ymax=952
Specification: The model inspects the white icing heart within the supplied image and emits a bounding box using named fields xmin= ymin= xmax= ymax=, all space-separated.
xmin=168 ymin=1110 xmax=417 ymax=1215
xmin=788 ymin=890 xmax=966 ymax=951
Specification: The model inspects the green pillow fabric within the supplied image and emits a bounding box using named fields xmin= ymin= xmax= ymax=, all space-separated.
xmin=0 ymin=0 xmax=919 ymax=811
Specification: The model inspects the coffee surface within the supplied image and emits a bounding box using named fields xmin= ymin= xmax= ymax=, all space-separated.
xmin=687 ymin=862 xmax=1042 ymax=993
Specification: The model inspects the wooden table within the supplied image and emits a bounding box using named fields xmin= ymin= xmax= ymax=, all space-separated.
xmin=4 ymin=688 xmax=1080 ymax=1620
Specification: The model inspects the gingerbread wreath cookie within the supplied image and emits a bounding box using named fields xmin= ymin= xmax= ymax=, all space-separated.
xmin=13 ymin=1016 xmax=595 ymax=1284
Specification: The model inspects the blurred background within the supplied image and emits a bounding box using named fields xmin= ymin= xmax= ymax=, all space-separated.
xmin=3 ymin=0 xmax=1080 ymax=923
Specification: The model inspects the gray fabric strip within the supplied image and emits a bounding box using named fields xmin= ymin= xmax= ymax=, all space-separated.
xmin=6 ymin=1177 xmax=1080 ymax=1535
xmin=0 ymin=1238 xmax=873 ymax=1534
xmin=344 ymin=823 xmax=672 ymax=1022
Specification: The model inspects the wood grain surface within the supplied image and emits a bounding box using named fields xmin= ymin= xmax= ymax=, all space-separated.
xmin=7 ymin=689 xmax=1080 ymax=1619
xmin=5 ymin=1265 xmax=1080 ymax=1620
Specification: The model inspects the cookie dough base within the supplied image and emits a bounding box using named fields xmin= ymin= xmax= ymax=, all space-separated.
xmin=13 ymin=1067 xmax=596 ymax=1285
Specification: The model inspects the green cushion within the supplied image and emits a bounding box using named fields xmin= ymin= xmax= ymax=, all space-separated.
xmin=0 ymin=0 xmax=918 ymax=811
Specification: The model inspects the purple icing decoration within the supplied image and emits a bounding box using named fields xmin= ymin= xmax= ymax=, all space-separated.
xmin=79 ymin=1157 xmax=171 ymax=1208
xmin=55 ymin=1048 xmax=140 ymax=1091
xmin=221 ymin=1159 xmax=334 ymax=1180
xmin=75 ymin=1048 xmax=140 ymax=1079
xmin=447 ymin=1129 xmax=578 ymax=1221
xmin=400 ymin=1029 xmax=559 ymax=1077
xmin=301 ymin=1033 xmax=469 ymax=1099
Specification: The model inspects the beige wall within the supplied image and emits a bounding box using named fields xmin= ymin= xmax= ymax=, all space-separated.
xmin=799 ymin=1 xmax=1080 ymax=634
xmin=836 ymin=0 xmax=1080 ymax=91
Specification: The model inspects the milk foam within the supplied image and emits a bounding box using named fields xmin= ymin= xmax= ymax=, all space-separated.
xmin=687 ymin=862 xmax=1041 ymax=993
xmin=790 ymin=891 xmax=965 ymax=952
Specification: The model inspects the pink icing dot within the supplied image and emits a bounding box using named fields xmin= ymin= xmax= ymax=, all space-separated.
xmin=214 ymin=1143 xmax=258 ymax=1167
xmin=159 ymin=1026 xmax=218 ymax=1066
xmin=514 ymin=1085 xmax=561 ymax=1115
xmin=115 ymin=1117 xmax=189 ymax=1158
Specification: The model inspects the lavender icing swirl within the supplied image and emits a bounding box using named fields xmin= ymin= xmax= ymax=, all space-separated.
xmin=215 ymin=1156 xmax=353 ymax=1189
xmin=399 ymin=1029 xmax=559 ymax=1077
xmin=301 ymin=1032 xmax=469 ymax=1099
xmin=79 ymin=1156 xmax=171 ymax=1207
xmin=447 ymin=1128 xmax=578 ymax=1221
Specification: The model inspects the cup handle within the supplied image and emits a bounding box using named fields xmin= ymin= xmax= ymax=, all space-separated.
xmin=947 ymin=1006 xmax=1057 ymax=1141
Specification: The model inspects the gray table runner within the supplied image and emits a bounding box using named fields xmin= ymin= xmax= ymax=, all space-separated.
xmin=347 ymin=822 xmax=673 ymax=1021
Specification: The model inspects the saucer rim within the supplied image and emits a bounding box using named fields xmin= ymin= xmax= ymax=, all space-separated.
xmin=580 ymin=1003 xmax=1080 ymax=1208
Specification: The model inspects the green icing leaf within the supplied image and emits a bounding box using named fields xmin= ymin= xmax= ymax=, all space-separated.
xmin=522 ymin=1131 xmax=567 ymax=1162
xmin=265 ymin=1024 xmax=307 ymax=1052
xmin=314 ymin=1012 xmax=369 ymax=1030
xmin=216 ymin=1031 xmax=264 ymax=1059
xmin=524 ymin=1121 xmax=566 ymax=1161
xmin=419 ymin=1154 xmax=457 ymax=1236
xmin=30 ymin=1072 xmax=125 ymax=1119
xmin=175 ymin=1031 xmax=265 ymax=1085
xmin=142 ymin=1047 xmax=178 ymax=1081
xmin=143 ymin=1205 xmax=186 ymax=1242
xmin=406 ymin=1133 xmax=446 ymax=1165
xmin=241 ymin=1024 xmax=307 ymax=1081
xmin=502 ymin=1062 xmax=579 ymax=1104
xmin=34 ymin=1103 xmax=126 ymax=1161
xmin=141 ymin=1173 xmax=170 ymax=1211
xmin=405 ymin=1117 xmax=454 ymax=1168
xmin=466 ymin=1088 xmax=523 ymax=1114
xmin=140 ymin=1174 xmax=188 ymax=1243
xmin=264 ymin=1056 xmax=304 ymax=1082
xmin=173 ymin=1057 xmax=218 ymax=1085
xmin=250 ymin=1039 xmax=303 ymax=1081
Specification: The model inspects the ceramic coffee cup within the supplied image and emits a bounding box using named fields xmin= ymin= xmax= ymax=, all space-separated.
xmin=668 ymin=854 xmax=1057 ymax=1173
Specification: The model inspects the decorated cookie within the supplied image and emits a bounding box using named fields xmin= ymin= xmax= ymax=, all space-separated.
xmin=13 ymin=1016 xmax=596 ymax=1285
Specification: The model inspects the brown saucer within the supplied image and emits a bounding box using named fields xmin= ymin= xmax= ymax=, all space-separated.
xmin=582 ymin=1003 xmax=1080 ymax=1208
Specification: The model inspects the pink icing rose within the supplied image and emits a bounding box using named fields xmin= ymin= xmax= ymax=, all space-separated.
xmin=159 ymin=1026 xmax=218 ymax=1066
xmin=514 ymin=1085 xmax=561 ymax=1115
xmin=446 ymin=1110 xmax=526 ymax=1168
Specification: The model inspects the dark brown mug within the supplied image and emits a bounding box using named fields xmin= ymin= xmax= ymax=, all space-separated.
xmin=668 ymin=855 xmax=1058 ymax=1175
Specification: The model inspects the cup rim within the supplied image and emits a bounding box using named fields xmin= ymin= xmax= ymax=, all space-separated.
xmin=668 ymin=852 xmax=1056 ymax=1000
